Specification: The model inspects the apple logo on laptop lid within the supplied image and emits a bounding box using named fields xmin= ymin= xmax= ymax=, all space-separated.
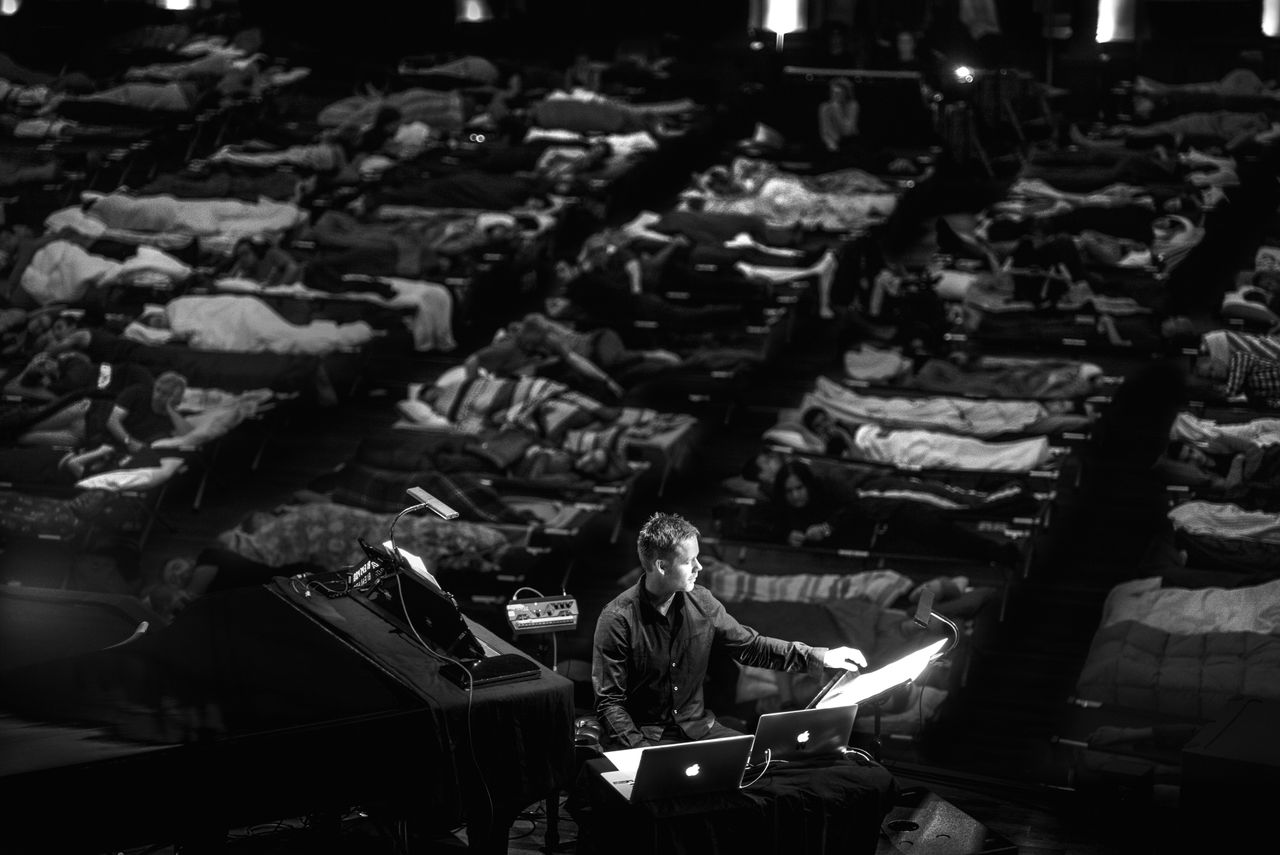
xmin=796 ymin=730 xmax=810 ymax=746
xmin=684 ymin=764 xmax=700 ymax=777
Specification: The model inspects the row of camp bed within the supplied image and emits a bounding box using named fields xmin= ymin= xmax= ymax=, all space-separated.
xmin=1038 ymin=118 xmax=1280 ymax=794
xmin=0 ymin=32 xmax=395 ymax=559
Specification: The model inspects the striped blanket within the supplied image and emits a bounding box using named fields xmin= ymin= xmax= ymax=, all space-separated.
xmin=432 ymin=374 xmax=694 ymax=455
xmin=1203 ymin=329 xmax=1280 ymax=364
xmin=699 ymin=560 xmax=916 ymax=609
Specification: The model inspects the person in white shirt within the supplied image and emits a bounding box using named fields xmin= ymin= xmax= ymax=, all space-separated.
xmin=818 ymin=77 xmax=860 ymax=155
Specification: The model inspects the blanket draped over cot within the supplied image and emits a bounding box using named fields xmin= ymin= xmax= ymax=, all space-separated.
xmin=1172 ymin=413 xmax=1280 ymax=448
xmin=216 ymin=502 xmax=509 ymax=575
xmin=318 ymin=89 xmax=466 ymax=134
xmin=20 ymin=243 xmax=191 ymax=305
xmin=47 ymin=194 xmax=306 ymax=254
xmin=1202 ymin=329 xmax=1280 ymax=363
xmin=804 ymin=375 xmax=1050 ymax=436
xmin=1169 ymin=500 xmax=1280 ymax=544
xmin=842 ymin=349 xmax=1102 ymax=399
xmin=429 ymin=374 xmax=694 ymax=452
xmin=130 ymin=294 xmax=374 ymax=355
xmin=530 ymin=90 xmax=695 ymax=135
xmin=774 ymin=423 xmax=1052 ymax=472
xmin=0 ymin=489 xmax=145 ymax=541
xmin=689 ymin=161 xmax=899 ymax=232
xmin=1075 ymin=576 xmax=1280 ymax=719
xmin=307 ymin=210 xmax=521 ymax=278
xmin=219 ymin=274 xmax=455 ymax=353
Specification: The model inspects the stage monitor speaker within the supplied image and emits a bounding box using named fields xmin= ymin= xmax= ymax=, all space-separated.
xmin=877 ymin=787 xmax=1017 ymax=855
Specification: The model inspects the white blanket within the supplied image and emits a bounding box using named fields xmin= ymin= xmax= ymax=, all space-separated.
xmin=1101 ymin=576 xmax=1280 ymax=637
xmin=20 ymin=242 xmax=190 ymax=305
xmin=852 ymin=424 xmax=1051 ymax=472
xmin=1169 ymin=501 xmax=1280 ymax=544
xmin=163 ymin=295 xmax=373 ymax=355
xmin=1173 ymin=412 xmax=1280 ymax=448
xmin=216 ymin=275 xmax=455 ymax=352
xmin=809 ymin=376 xmax=1048 ymax=437
xmin=76 ymin=457 xmax=185 ymax=493
xmin=151 ymin=387 xmax=275 ymax=450
xmin=85 ymin=193 xmax=306 ymax=245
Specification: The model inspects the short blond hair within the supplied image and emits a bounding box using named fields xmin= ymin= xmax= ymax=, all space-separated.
xmin=636 ymin=512 xmax=699 ymax=572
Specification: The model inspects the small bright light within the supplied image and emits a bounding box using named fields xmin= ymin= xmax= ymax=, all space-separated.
xmin=954 ymin=66 xmax=972 ymax=80
xmin=763 ymin=0 xmax=801 ymax=36
xmin=749 ymin=41 xmax=764 ymax=51
xmin=1266 ymin=0 xmax=1280 ymax=37
xmin=0 ymin=0 xmax=21 ymax=16
xmin=459 ymin=0 xmax=492 ymax=22
xmin=162 ymin=0 xmax=193 ymax=10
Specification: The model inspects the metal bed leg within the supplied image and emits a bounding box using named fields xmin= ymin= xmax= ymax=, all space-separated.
xmin=543 ymin=791 xmax=560 ymax=854
xmin=251 ymin=430 xmax=271 ymax=472
xmin=192 ymin=439 xmax=222 ymax=512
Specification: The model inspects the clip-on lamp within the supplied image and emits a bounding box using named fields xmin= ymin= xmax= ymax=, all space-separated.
xmin=807 ymin=588 xmax=958 ymax=761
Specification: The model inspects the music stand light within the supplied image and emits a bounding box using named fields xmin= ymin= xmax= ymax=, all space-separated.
xmin=807 ymin=588 xmax=957 ymax=760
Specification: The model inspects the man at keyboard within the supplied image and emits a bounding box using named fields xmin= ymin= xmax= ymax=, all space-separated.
xmin=592 ymin=512 xmax=868 ymax=748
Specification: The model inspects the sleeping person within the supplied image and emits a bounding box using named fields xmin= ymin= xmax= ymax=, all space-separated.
xmin=1193 ymin=339 xmax=1280 ymax=410
xmin=123 ymin=295 xmax=375 ymax=357
xmin=463 ymin=313 xmax=681 ymax=402
xmin=775 ymin=418 xmax=1055 ymax=472
xmin=1156 ymin=412 xmax=1280 ymax=508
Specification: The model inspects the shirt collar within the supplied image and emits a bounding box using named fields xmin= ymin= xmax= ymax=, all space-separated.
xmin=636 ymin=572 xmax=682 ymax=619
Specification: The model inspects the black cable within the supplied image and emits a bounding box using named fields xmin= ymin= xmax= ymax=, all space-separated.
xmin=507 ymin=817 xmax=539 ymax=840
xmin=387 ymin=500 xmax=433 ymax=574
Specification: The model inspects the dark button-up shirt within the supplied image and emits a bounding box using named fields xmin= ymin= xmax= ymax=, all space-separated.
xmin=592 ymin=576 xmax=829 ymax=747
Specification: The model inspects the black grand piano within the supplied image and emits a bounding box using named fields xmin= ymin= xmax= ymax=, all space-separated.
xmin=0 ymin=577 xmax=575 ymax=854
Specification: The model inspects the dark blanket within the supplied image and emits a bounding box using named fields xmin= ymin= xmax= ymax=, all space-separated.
xmin=374 ymin=171 xmax=539 ymax=210
xmin=141 ymin=170 xmax=303 ymax=202
xmin=1076 ymin=618 xmax=1280 ymax=721
xmin=0 ymin=488 xmax=143 ymax=541
xmin=351 ymin=427 xmax=600 ymax=489
xmin=903 ymin=358 xmax=1099 ymax=399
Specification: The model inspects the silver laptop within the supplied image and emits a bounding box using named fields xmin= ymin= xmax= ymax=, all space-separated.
xmin=601 ymin=735 xmax=755 ymax=803
xmin=750 ymin=705 xmax=859 ymax=765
